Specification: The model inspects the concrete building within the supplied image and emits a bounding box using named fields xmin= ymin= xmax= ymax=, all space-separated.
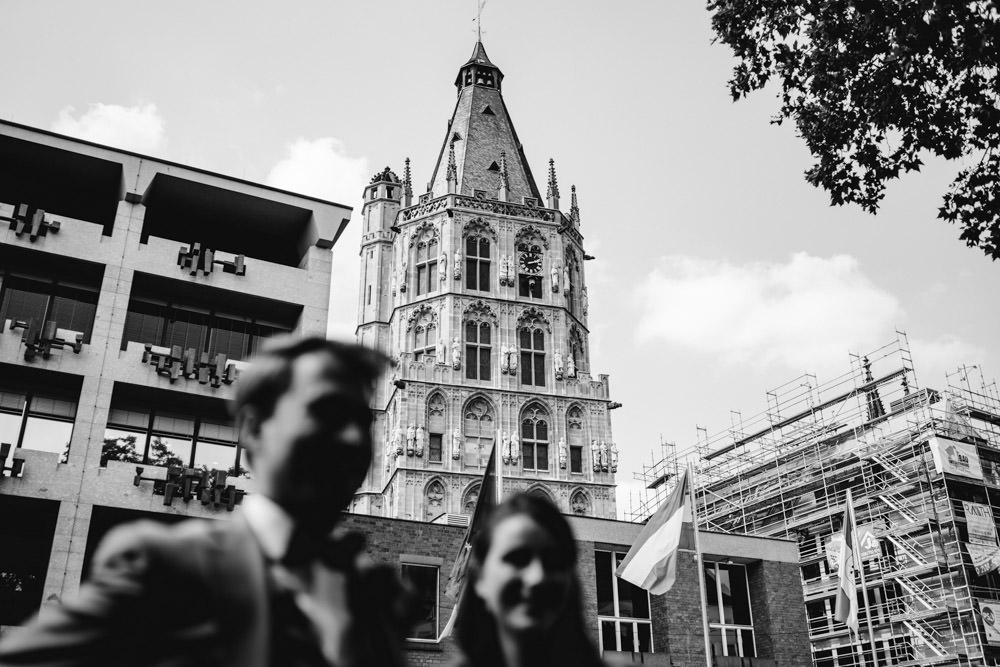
xmin=0 ymin=119 xmax=351 ymax=627
xmin=636 ymin=335 xmax=1000 ymax=666
xmin=353 ymin=41 xmax=620 ymax=523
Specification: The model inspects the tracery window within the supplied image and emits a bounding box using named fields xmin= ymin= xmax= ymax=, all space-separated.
xmin=465 ymin=236 xmax=490 ymax=292
xmin=415 ymin=237 xmax=438 ymax=296
xmin=521 ymin=403 xmax=549 ymax=471
xmin=519 ymin=327 xmax=545 ymax=387
xmin=463 ymin=398 xmax=494 ymax=468
xmin=427 ymin=393 xmax=445 ymax=463
xmin=465 ymin=321 xmax=492 ymax=381
xmin=412 ymin=319 xmax=437 ymax=362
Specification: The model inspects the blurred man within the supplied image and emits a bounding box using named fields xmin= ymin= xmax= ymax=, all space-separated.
xmin=0 ymin=337 xmax=410 ymax=667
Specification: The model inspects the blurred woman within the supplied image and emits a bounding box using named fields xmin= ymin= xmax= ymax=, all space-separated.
xmin=455 ymin=493 xmax=606 ymax=667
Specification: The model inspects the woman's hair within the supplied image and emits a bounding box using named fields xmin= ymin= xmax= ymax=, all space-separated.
xmin=455 ymin=492 xmax=603 ymax=667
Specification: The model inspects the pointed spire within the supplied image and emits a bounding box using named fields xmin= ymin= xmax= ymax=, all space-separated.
xmin=862 ymin=356 xmax=886 ymax=420
xmin=570 ymin=184 xmax=580 ymax=226
xmin=403 ymin=157 xmax=413 ymax=206
xmin=546 ymin=158 xmax=560 ymax=209
xmin=446 ymin=142 xmax=457 ymax=194
xmin=497 ymin=151 xmax=510 ymax=201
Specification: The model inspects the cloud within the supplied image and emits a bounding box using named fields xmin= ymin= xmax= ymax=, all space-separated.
xmin=635 ymin=252 xmax=904 ymax=371
xmin=909 ymin=335 xmax=986 ymax=386
xmin=266 ymin=137 xmax=369 ymax=205
xmin=52 ymin=103 xmax=165 ymax=153
xmin=266 ymin=138 xmax=371 ymax=342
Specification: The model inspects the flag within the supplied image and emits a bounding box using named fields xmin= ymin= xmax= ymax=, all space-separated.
xmin=616 ymin=468 xmax=689 ymax=595
xmin=439 ymin=441 xmax=500 ymax=639
xmin=834 ymin=493 xmax=860 ymax=635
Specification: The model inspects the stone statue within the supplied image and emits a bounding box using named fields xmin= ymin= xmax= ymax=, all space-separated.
xmin=406 ymin=424 xmax=416 ymax=456
xmin=391 ymin=427 xmax=404 ymax=457
xmin=501 ymin=432 xmax=512 ymax=464
xmin=439 ymin=253 xmax=448 ymax=282
xmin=435 ymin=336 xmax=447 ymax=364
xmin=592 ymin=440 xmax=601 ymax=472
xmin=500 ymin=344 xmax=510 ymax=374
xmin=415 ymin=425 xmax=427 ymax=457
xmin=499 ymin=255 xmax=511 ymax=286
xmin=509 ymin=347 xmax=518 ymax=373
xmin=567 ymin=353 xmax=577 ymax=378
xmin=451 ymin=336 xmax=461 ymax=369
xmin=454 ymin=250 xmax=462 ymax=280
xmin=509 ymin=432 xmax=519 ymax=464
xmin=582 ymin=285 xmax=589 ymax=316
xmin=558 ymin=438 xmax=567 ymax=469
xmin=600 ymin=441 xmax=610 ymax=472
xmin=554 ymin=351 xmax=564 ymax=381
xmin=452 ymin=427 xmax=462 ymax=460
xmin=399 ymin=255 xmax=408 ymax=293
xmin=551 ymin=264 xmax=560 ymax=292
xmin=563 ymin=266 xmax=571 ymax=295
xmin=609 ymin=442 xmax=620 ymax=473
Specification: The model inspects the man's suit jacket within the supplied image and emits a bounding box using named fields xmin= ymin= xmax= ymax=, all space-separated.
xmin=0 ymin=513 xmax=351 ymax=667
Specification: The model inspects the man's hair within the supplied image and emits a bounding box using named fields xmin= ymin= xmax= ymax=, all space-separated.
xmin=232 ymin=336 xmax=389 ymax=422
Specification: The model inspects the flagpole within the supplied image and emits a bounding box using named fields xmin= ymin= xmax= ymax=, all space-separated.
xmin=688 ymin=462 xmax=713 ymax=667
xmin=847 ymin=488 xmax=877 ymax=665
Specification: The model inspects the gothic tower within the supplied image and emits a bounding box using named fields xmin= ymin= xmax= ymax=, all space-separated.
xmin=354 ymin=41 xmax=618 ymax=522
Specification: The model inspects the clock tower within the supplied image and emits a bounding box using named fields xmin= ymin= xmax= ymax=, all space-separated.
xmin=354 ymin=41 xmax=618 ymax=522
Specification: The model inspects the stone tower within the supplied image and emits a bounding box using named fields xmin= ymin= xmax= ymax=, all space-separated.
xmin=354 ymin=41 xmax=618 ymax=522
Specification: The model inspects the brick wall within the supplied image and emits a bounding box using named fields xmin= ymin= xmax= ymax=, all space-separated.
xmin=749 ymin=560 xmax=811 ymax=666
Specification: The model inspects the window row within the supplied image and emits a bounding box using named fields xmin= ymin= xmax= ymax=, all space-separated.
xmin=0 ymin=387 xmax=76 ymax=459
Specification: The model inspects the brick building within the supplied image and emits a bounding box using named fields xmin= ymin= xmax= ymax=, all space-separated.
xmin=0 ymin=119 xmax=351 ymax=627
xmin=352 ymin=40 xmax=620 ymax=522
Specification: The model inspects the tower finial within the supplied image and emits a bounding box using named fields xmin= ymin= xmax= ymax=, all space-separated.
xmin=446 ymin=142 xmax=458 ymax=194
xmin=497 ymin=150 xmax=510 ymax=201
xmin=403 ymin=157 xmax=413 ymax=206
xmin=546 ymin=158 xmax=560 ymax=208
xmin=570 ymin=184 xmax=580 ymax=226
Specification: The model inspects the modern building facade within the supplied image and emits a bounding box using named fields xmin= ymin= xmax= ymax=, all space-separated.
xmin=0 ymin=119 xmax=351 ymax=627
xmin=353 ymin=41 xmax=619 ymax=522
xmin=637 ymin=336 xmax=1000 ymax=666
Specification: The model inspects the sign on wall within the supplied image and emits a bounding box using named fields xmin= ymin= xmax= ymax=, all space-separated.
xmin=964 ymin=502 xmax=998 ymax=546
xmin=981 ymin=600 xmax=1000 ymax=645
xmin=929 ymin=436 xmax=984 ymax=480
xmin=825 ymin=524 xmax=880 ymax=571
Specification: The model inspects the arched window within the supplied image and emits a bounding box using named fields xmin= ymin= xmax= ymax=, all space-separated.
xmin=526 ymin=485 xmax=553 ymax=502
xmin=521 ymin=403 xmax=550 ymax=471
xmin=415 ymin=237 xmax=438 ymax=296
xmin=412 ymin=318 xmax=436 ymax=362
xmin=570 ymin=489 xmax=591 ymax=516
xmin=465 ymin=321 xmax=492 ymax=381
xmin=567 ymin=406 xmax=584 ymax=473
xmin=463 ymin=397 xmax=495 ymax=468
xmin=465 ymin=236 xmax=490 ymax=292
xmin=425 ymin=479 xmax=445 ymax=519
xmin=462 ymin=483 xmax=481 ymax=515
xmin=427 ymin=393 xmax=446 ymax=463
xmin=519 ymin=327 xmax=545 ymax=387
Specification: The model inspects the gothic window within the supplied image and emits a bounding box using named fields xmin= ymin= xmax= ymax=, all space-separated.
xmin=427 ymin=393 xmax=446 ymax=463
xmin=521 ymin=403 xmax=550 ymax=471
xmin=463 ymin=483 xmax=481 ymax=515
xmin=465 ymin=321 xmax=492 ymax=381
xmin=463 ymin=397 xmax=495 ymax=468
xmin=412 ymin=316 xmax=437 ymax=362
xmin=571 ymin=489 xmax=591 ymax=516
xmin=568 ymin=406 xmax=584 ymax=473
xmin=424 ymin=479 xmax=446 ymax=520
xmin=465 ymin=236 xmax=491 ymax=292
xmin=526 ymin=485 xmax=553 ymax=502
xmin=415 ymin=237 xmax=438 ymax=296
xmin=519 ymin=327 xmax=546 ymax=387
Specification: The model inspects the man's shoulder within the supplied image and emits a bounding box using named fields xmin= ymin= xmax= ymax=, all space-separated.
xmin=93 ymin=516 xmax=245 ymax=573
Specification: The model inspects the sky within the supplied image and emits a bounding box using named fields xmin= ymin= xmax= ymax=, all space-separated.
xmin=4 ymin=0 xmax=997 ymax=518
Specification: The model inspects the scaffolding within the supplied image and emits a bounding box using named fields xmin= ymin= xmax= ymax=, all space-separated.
xmin=632 ymin=333 xmax=1000 ymax=667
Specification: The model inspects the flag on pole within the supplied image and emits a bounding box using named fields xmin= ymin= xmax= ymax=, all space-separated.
xmin=834 ymin=492 xmax=860 ymax=635
xmin=438 ymin=441 xmax=501 ymax=639
xmin=616 ymin=468 xmax=689 ymax=595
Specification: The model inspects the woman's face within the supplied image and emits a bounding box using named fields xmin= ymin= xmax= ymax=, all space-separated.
xmin=474 ymin=514 xmax=573 ymax=636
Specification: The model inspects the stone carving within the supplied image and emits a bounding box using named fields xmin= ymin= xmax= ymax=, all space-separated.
xmin=501 ymin=432 xmax=515 ymax=465
xmin=391 ymin=427 xmax=404 ymax=457
xmin=508 ymin=346 xmax=518 ymax=373
xmin=452 ymin=427 xmax=462 ymax=460
xmin=439 ymin=253 xmax=448 ymax=282
xmin=499 ymin=255 xmax=513 ymax=286
xmin=454 ymin=250 xmax=462 ymax=280
xmin=563 ymin=265 xmax=571 ymax=296
xmin=558 ymin=438 xmax=567 ymax=469
xmin=600 ymin=442 xmax=609 ymax=472
xmin=425 ymin=480 xmax=445 ymax=518
xmin=609 ymin=442 xmax=619 ymax=473
xmin=567 ymin=354 xmax=577 ymax=379
xmin=416 ymin=426 xmax=427 ymax=457
xmin=406 ymin=424 xmax=416 ymax=456
xmin=551 ymin=264 xmax=560 ymax=292
xmin=582 ymin=286 xmax=589 ymax=316
xmin=500 ymin=344 xmax=510 ymax=374
xmin=451 ymin=336 xmax=461 ymax=369
xmin=436 ymin=337 xmax=448 ymax=364
xmin=571 ymin=490 xmax=590 ymax=516
xmin=554 ymin=351 xmax=564 ymax=381
xmin=399 ymin=252 xmax=408 ymax=293
xmin=463 ymin=486 xmax=479 ymax=514
xmin=509 ymin=432 xmax=519 ymax=465
xmin=592 ymin=440 xmax=602 ymax=472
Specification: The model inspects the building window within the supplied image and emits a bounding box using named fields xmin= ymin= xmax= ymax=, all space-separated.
xmin=704 ymin=562 xmax=756 ymax=659
xmin=463 ymin=398 xmax=494 ymax=468
xmin=0 ymin=274 xmax=99 ymax=343
xmin=517 ymin=273 xmax=542 ymax=299
xmin=415 ymin=238 xmax=438 ymax=296
xmin=521 ymin=404 xmax=549 ymax=471
xmin=427 ymin=393 xmax=445 ymax=464
xmin=0 ymin=387 xmax=76 ymax=458
xmin=121 ymin=300 xmax=286 ymax=361
xmin=402 ymin=563 xmax=439 ymax=641
xmin=596 ymin=550 xmax=653 ymax=654
xmin=413 ymin=322 xmax=437 ymax=362
xmin=465 ymin=236 xmax=490 ymax=292
xmin=519 ymin=328 xmax=545 ymax=387
xmin=102 ymin=404 xmax=245 ymax=476
xmin=465 ymin=321 xmax=492 ymax=381
xmin=568 ymin=406 xmax=584 ymax=473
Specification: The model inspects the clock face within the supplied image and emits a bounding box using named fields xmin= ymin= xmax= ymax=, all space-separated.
xmin=519 ymin=252 xmax=542 ymax=274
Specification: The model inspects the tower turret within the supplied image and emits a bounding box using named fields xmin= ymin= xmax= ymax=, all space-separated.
xmin=357 ymin=166 xmax=403 ymax=349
